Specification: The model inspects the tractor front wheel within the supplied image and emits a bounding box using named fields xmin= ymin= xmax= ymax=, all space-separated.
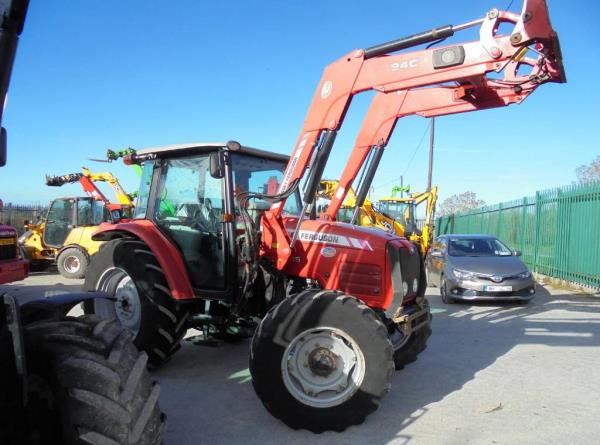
xmin=392 ymin=299 xmax=432 ymax=370
xmin=250 ymin=290 xmax=394 ymax=433
xmin=84 ymin=239 xmax=189 ymax=367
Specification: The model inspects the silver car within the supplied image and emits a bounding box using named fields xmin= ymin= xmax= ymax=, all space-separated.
xmin=426 ymin=234 xmax=535 ymax=303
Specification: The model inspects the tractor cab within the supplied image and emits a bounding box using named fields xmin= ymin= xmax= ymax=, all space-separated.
xmin=378 ymin=198 xmax=418 ymax=236
xmin=43 ymin=197 xmax=107 ymax=247
xmin=130 ymin=142 xmax=300 ymax=295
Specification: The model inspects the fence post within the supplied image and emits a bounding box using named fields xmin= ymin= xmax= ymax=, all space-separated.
xmin=533 ymin=191 xmax=541 ymax=273
xmin=521 ymin=197 xmax=527 ymax=259
xmin=497 ymin=203 xmax=503 ymax=237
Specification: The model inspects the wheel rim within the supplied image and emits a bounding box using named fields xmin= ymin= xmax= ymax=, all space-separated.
xmin=281 ymin=327 xmax=366 ymax=408
xmin=94 ymin=267 xmax=142 ymax=334
xmin=63 ymin=255 xmax=81 ymax=274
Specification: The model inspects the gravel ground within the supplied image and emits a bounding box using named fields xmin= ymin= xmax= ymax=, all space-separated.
xmin=2 ymin=270 xmax=599 ymax=445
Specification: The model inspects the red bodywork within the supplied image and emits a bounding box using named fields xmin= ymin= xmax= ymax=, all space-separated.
xmin=93 ymin=0 xmax=565 ymax=310
xmin=94 ymin=220 xmax=195 ymax=299
xmin=0 ymin=224 xmax=28 ymax=285
xmin=262 ymin=217 xmax=415 ymax=309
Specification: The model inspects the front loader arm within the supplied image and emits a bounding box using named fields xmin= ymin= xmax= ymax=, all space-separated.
xmin=324 ymin=52 xmax=555 ymax=220
xmin=262 ymin=0 xmax=565 ymax=268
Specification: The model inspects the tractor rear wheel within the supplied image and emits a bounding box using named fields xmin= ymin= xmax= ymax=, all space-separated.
xmin=14 ymin=315 xmax=165 ymax=444
xmin=84 ymin=238 xmax=189 ymax=367
xmin=56 ymin=247 xmax=88 ymax=279
xmin=250 ymin=290 xmax=394 ymax=433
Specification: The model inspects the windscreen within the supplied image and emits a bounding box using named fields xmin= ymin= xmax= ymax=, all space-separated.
xmin=231 ymin=153 xmax=301 ymax=216
xmin=378 ymin=200 xmax=413 ymax=227
xmin=448 ymin=238 xmax=512 ymax=257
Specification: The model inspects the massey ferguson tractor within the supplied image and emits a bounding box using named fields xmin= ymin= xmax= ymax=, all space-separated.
xmin=84 ymin=0 xmax=565 ymax=433
xmin=0 ymin=1 xmax=165 ymax=443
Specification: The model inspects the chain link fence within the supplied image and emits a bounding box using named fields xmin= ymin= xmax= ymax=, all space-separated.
xmin=0 ymin=204 xmax=46 ymax=235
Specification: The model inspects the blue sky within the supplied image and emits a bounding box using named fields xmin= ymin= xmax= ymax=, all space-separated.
xmin=1 ymin=0 xmax=598 ymax=208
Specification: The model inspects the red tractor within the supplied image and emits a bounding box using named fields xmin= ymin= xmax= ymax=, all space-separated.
xmin=84 ymin=0 xmax=565 ymax=432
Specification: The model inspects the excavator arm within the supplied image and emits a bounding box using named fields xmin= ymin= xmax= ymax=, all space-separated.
xmin=45 ymin=168 xmax=133 ymax=214
xmin=81 ymin=167 xmax=134 ymax=207
xmin=262 ymin=0 xmax=565 ymax=268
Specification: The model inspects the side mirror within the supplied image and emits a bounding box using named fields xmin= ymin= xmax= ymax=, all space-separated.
xmin=513 ymin=250 xmax=522 ymax=257
xmin=209 ymin=152 xmax=225 ymax=179
xmin=0 ymin=127 xmax=7 ymax=167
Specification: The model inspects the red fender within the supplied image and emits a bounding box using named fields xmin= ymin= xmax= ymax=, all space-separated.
xmin=92 ymin=220 xmax=195 ymax=300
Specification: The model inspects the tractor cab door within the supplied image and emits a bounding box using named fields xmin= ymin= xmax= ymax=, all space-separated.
xmin=154 ymin=155 xmax=227 ymax=292
xmin=43 ymin=198 xmax=76 ymax=248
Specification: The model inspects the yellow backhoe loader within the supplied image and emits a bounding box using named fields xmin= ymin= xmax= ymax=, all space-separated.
xmin=378 ymin=186 xmax=438 ymax=255
xmin=317 ymin=180 xmax=437 ymax=255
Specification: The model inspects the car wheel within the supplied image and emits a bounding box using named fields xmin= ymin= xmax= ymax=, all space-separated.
xmin=440 ymin=276 xmax=454 ymax=304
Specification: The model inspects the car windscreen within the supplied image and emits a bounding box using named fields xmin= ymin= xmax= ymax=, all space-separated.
xmin=448 ymin=238 xmax=512 ymax=257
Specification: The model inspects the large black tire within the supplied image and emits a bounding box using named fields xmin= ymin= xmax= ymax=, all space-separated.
xmin=392 ymin=299 xmax=432 ymax=370
xmin=250 ymin=290 xmax=394 ymax=433
xmin=57 ymin=247 xmax=89 ymax=279
xmin=11 ymin=315 xmax=165 ymax=444
xmin=84 ymin=238 xmax=189 ymax=367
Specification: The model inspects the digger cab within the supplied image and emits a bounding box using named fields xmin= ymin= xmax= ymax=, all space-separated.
xmin=378 ymin=198 xmax=418 ymax=235
xmin=43 ymin=197 xmax=107 ymax=248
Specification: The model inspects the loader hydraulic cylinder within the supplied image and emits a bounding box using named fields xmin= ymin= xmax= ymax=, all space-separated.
xmin=351 ymin=146 xmax=384 ymax=224
xmin=364 ymin=25 xmax=454 ymax=59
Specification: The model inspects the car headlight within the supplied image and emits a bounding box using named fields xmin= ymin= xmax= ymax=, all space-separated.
xmin=452 ymin=268 xmax=476 ymax=280
xmin=517 ymin=271 xmax=531 ymax=279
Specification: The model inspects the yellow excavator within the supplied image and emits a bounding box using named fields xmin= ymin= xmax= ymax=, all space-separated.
xmin=378 ymin=186 xmax=438 ymax=255
xmin=317 ymin=180 xmax=438 ymax=255
xmin=20 ymin=167 xmax=134 ymax=278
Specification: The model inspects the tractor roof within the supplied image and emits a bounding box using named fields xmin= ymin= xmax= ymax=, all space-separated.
xmin=136 ymin=142 xmax=289 ymax=164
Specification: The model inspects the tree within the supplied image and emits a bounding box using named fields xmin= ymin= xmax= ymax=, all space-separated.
xmin=438 ymin=191 xmax=485 ymax=217
xmin=575 ymin=155 xmax=600 ymax=184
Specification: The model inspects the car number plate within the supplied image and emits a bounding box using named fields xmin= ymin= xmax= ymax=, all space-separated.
xmin=0 ymin=238 xmax=15 ymax=246
xmin=484 ymin=285 xmax=512 ymax=292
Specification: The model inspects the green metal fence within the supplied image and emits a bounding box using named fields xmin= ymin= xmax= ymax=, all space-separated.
xmin=436 ymin=182 xmax=600 ymax=289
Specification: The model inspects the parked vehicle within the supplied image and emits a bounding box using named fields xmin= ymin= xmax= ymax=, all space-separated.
xmin=0 ymin=224 xmax=28 ymax=284
xmin=20 ymin=168 xmax=133 ymax=278
xmin=426 ymin=234 xmax=535 ymax=303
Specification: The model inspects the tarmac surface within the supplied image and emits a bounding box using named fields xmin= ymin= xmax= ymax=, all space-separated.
xmin=2 ymin=269 xmax=599 ymax=445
